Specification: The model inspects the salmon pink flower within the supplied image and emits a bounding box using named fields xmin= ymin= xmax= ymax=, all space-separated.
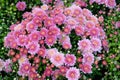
xmin=50 ymin=52 xmax=65 ymax=67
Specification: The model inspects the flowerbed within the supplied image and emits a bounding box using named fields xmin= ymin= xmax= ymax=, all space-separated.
xmin=0 ymin=0 xmax=120 ymax=80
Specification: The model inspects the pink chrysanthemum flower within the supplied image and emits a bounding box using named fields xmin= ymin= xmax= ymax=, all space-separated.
xmin=29 ymin=31 xmax=40 ymax=42
xmin=85 ymin=21 xmax=95 ymax=30
xmin=5 ymin=35 xmax=15 ymax=45
xmin=18 ymin=62 xmax=31 ymax=77
xmin=22 ymin=12 xmax=32 ymax=19
xmin=58 ymin=34 xmax=71 ymax=44
xmin=0 ymin=59 xmax=5 ymax=71
xmin=91 ymin=38 xmax=102 ymax=52
xmin=75 ymin=25 xmax=84 ymax=36
xmin=65 ymin=54 xmax=76 ymax=66
xmin=26 ymin=42 xmax=39 ymax=55
xmin=13 ymin=31 xmax=22 ymax=38
xmin=78 ymin=39 xmax=91 ymax=51
xmin=44 ymin=17 xmax=54 ymax=27
xmin=39 ymin=28 xmax=48 ymax=37
xmin=76 ymin=15 xmax=86 ymax=25
xmin=88 ymin=15 xmax=98 ymax=24
xmin=45 ymin=36 xmax=56 ymax=46
xmin=82 ymin=8 xmax=92 ymax=17
xmin=49 ymin=26 xmax=60 ymax=36
xmin=32 ymin=16 xmax=41 ymax=25
xmin=37 ymin=48 xmax=46 ymax=58
xmin=4 ymin=59 xmax=12 ymax=73
xmin=32 ymin=8 xmax=46 ymax=17
xmin=62 ymin=42 xmax=72 ymax=50
xmin=16 ymin=1 xmax=26 ymax=11
xmin=53 ymin=15 xmax=63 ymax=25
xmin=66 ymin=17 xmax=77 ymax=28
xmin=63 ymin=25 xmax=72 ymax=35
xmin=71 ymin=4 xmax=82 ymax=17
xmin=66 ymin=67 xmax=80 ymax=80
xmin=50 ymin=52 xmax=65 ymax=67
xmin=18 ymin=55 xmax=29 ymax=65
xmin=82 ymin=53 xmax=94 ymax=64
xmin=14 ymin=24 xmax=24 ymax=31
xmin=17 ymin=35 xmax=27 ymax=46
xmin=9 ymin=40 xmax=18 ymax=49
xmin=89 ymin=27 xmax=100 ymax=37
xmin=105 ymin=0 xmax=116 ymax=8
xmin=46 ymin=48 xmax=58 ymax=58
xmin=9 ymin=24 xmax=16 ymax=31
xmin=53 ymin=7 xmax=63 ymax=15
xmin=64 ymin=8 xmax=72 ymax=16
xmin=26 ymin=21 xmax=37 ymax=32
xmin=57 ymin=13 xmax=66 ymax=24
xmin=41 ymin=4 xmax=49 ymax=11
xmin=81 ymin=63 xmax=92 ymax=74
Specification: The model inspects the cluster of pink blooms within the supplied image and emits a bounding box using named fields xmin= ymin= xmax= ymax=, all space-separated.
xmin=89 ymin=0 xmax=116 ymax=8
xmin=4 ymin=1 xmax=108 ymax=80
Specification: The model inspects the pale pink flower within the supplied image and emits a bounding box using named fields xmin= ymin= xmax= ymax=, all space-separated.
xmin=82 ymin=53 xmax=94 ymax=64
xmin=105 ymin=0 xmax=116 ymax=8
xmin=78 ymin=39 xmax=91 ymax=51
xmin=50 ymin=52 xmax=65 ymax=67
xmin=4 ymin=59 xmax=12 ymax=73
xmin=62 ymin=42 xmax=72 ymax=50
xmin=18 ymin=56 xmax=29 ymax=64
xmin=91 ymin=38 xmax=102 ymax=52
xmin=41 ymin=4 xmax=49 ymax=10
xmin=46 ymin=48 xmax=58 ymax=58
xmin=64 ymin=8 xmax=72 ymax=16
xmin=66 ymin=67 xmax=80 ymax=80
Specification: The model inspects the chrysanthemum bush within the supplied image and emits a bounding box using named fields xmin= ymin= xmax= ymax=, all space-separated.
xmin=1 ymin=0 xmax=109 ymax=80
xmin=0 ymin=0 xmax=120 ymax=80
